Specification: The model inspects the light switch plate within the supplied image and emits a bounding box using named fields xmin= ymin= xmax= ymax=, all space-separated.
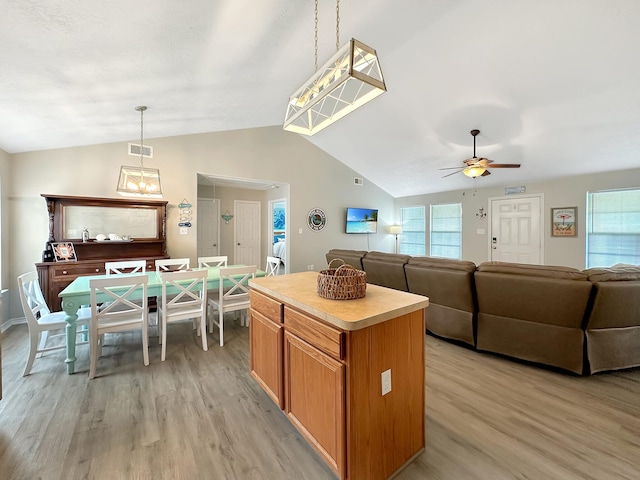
xmin=179 ymin=227 xmax=188 ymax=235
xmin=381 ymin=369 xmax=392 ymax=396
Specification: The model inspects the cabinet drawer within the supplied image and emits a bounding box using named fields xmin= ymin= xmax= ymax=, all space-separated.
xmin=250 ymin=290 xmax=283 ymax=323
xmin=284 ymin=306 xmax=344 ymax=361
xmin=50 ymin=263 xmax=104 ymax=279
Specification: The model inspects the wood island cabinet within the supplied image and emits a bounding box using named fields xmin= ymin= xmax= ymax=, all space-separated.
xmin=36 ymin=194 xmax=168 ymax=310
xmin=250 ymin=291 xmax=284 ymax=408
xmin=249 ymin=272 xmax=429 ymax=480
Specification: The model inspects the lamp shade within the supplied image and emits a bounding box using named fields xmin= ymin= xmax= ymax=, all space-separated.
xmin=389 ymin=225 xmax=402 ymax=234
xmin=284 ymin=38 xmax=386 ymax=136
xmin=463 ymin=166 xmax=486 ymax=178
xmin=116 ymin=165 xmax=163 ymax=198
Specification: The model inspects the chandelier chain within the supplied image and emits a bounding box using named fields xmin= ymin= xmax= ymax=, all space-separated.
xmin=314 ymin=0 xmax=318 ymax=71
xmin=139 ymin=107 xmax=144 ymax=168
xmin=336 ymin=0 xmax=340 ymax=51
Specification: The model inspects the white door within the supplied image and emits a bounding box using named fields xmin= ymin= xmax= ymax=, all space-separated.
xmin=197 ymin=198 xmax=219 ymax=258
xmin=490 ymin=195 xmax=543 ymax=264
xmin=235 ymin=200 xmax=261 ymax=267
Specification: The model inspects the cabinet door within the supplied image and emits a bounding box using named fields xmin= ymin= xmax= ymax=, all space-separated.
xmin=285 ymin=331 xmax=345 ymax=479
xmin=250 ymin=309 xmax=284 ymax=409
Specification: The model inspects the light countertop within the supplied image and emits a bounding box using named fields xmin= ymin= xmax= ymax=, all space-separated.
xmin=250 ymin=271 xmax=429 ymax=331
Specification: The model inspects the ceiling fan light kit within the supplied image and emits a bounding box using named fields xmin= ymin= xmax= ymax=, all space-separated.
xmin=440 ymin=129 xmax=521 ymax=178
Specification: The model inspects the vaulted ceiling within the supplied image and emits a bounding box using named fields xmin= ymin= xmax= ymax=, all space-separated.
xmin=2 ymin=1 xmax=639 ymax=197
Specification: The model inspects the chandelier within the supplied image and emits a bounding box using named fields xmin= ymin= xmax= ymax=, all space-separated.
xmin=117 ymin=106 xmax=162 ymax=198
xmin=283 ymin=0 xmax=386 ymax=136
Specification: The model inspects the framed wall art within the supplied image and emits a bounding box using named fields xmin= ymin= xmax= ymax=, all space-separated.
xmin=551 ymin=206 xmax=577 ymax=237
xmin=52 ymin=242 xmax=77 ymax=262
xmin=307 ymin=208 xmax=327 ymax=231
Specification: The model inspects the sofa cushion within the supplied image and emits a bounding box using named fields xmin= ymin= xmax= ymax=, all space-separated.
xmin=325 ymin=249 xmax=368 ymax=270
xmin=361 ymin=251 xmax=411 ymax=291
xmin=475 ymin=262 xmax=591 ymax=328
xmin=584 ymin=265 xmax=640 ymax=282
xmin=407 ymin=256 xmax=477 ymax=273
xmin=405 ymin=257 xmax=476 ymax=312
xmin=477 ymin=261 xmax=587 ymax=281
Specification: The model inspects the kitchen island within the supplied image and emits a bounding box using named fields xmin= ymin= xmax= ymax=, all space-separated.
xmin=249 ymin=271 xmax=429 ymax=480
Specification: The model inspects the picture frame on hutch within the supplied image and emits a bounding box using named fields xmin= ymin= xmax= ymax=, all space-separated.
xmin=52 ymin=242 xmax=77 ymax=262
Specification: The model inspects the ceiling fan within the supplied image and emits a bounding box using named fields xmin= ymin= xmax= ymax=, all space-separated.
xmin=440 ymin=129 xmax=521 ymax=178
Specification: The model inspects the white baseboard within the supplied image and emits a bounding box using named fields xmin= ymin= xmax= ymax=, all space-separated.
xmin=1 ymin=317 xmax=26 ymax=333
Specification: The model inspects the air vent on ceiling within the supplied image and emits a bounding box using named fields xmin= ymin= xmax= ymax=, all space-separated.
xmin=354 ymin=177 xmax=364 ymax=186
xmin=128 ymin=143 xmax=153 ymax=158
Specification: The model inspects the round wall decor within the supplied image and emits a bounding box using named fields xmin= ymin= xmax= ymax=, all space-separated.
xmin=307 ymin=208 xmax=327 ymax=231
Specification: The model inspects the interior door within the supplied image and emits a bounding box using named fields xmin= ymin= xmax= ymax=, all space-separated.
xmin=197 ymin=198 xmax=219 ymax=258
xmin=490 ymin=195 xmax=543 ymax=264
xmin=269 ymin=198 xmax=287 ymax=271
xmin=235 ymin=200 xmax=261 ymax=266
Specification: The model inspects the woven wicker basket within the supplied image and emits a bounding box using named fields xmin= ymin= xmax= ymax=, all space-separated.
xmin=317 ymin=259 xmax=367 ymax=300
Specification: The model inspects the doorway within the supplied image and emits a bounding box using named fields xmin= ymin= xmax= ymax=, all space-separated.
xmin=489 ymin=194 xmax=544 ymax=264
xmin=197 ymin=198 xmax=219 ymax=258
xmin=269 ymin=198 xmax=287 ymax=272
xmin=234 ymin=200 xmax=261 ymax=267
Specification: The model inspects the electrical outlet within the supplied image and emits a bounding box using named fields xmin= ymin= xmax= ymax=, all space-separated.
xmin=179 ymin=227 xmax=188 ymax=235
xmin=307 ymin=264 xmax=314 ymax=271
xmin=381 ymin=369 xmax=392 ymax=396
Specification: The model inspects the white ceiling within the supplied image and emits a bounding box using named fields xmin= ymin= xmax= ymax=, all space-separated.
xmin=2 ymin=0 xmax=640 ymax=197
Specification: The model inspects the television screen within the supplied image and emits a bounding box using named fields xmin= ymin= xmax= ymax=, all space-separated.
xmin=346 ymin=207 xmax=378 ymax=234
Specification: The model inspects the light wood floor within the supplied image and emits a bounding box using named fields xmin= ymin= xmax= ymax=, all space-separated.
xmin=1 ymin=318 xmax=639 ymax=480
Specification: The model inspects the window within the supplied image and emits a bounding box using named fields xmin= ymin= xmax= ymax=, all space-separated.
xmin=399 ymin=206 xmax=425 ymax=255
xmin=586 ymin=188 xmax=640 ymax=267
xmin=430 ymin=203 xmax=462 ymax=259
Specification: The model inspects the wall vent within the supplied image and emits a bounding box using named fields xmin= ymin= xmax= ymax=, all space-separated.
xmin=128 ymin=143 xmax=153 ymax=158
xmin=354 ymin=177 xmax=364 ymax=186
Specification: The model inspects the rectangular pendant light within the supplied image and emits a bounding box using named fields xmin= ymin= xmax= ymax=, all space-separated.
xmin=117 ymin=106 xmax=163 ymax=198
xmin=116 ymin=165 xmax=163 ymax=198
xmin=284 ymin=38 xmax=386 ymax=136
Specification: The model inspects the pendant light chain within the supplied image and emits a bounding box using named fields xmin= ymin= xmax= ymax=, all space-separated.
xmin=136 ymin=105 xmax=148 ymax=169
xmin=336 ymin=0 xmax=340 ymax=51
xmin=139 ymin=106 xmax=144 ymax=168
xmin=314 ymin=0 xmax=318 ymax=71
xmin=313 ymin=0 xmax=340 ymax=69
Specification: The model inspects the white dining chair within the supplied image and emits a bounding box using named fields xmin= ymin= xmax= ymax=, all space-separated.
xmin=105 ymin=259 xmax=146 ymax=275
xmin=104 ymin=259 xmax=154 ymax=333
xmin=17 ymin=271 xmax=91 ymax=376
xmin=158 ymin=269 xmax=208 ymax=361
xmin=89 ymin=274 xmax=149 ymax=379
xmin=155 ymin=258 xmax=190 ymax=272
xmin=197 ymin=256 xmax=228 ymax=268
xmin=208 ymin=265 xmax=256 ymax=346
xmin=265 ymin=256 xmax=282 ymax=276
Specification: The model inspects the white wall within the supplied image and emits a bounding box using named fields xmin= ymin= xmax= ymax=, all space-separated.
xmin=6 ymin=126 xmax=394 ymax=319
xmin=0 ymin=147 xmax=10 ymax=328
xmin=8 ymin=124 xmax=638 ymax=322
xmin=395 ymin=167 xmax=640 ymax=268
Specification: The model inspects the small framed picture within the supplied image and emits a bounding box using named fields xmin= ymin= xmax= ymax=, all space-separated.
xmin=52 ymin=242 xmax=77 ymax=262
xmin=551 ymin=207 xmax=578 ymax=237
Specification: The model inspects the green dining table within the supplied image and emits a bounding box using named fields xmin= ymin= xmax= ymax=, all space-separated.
xmin=59 ymin=265 xmax=264 ymax=374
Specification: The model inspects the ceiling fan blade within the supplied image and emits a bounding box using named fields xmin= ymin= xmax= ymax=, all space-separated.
xmin=439 ymin=166 xmax=467 ymax=170
xmin=481 ymin=170 xmax=491 ymax=176
xmin=485 ymin=163 xmax=521 ymax=168
xmin=442 ymin=169 xmax=464 ymax=178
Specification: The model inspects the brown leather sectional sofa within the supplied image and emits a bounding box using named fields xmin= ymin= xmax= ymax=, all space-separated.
xmin=325 ymin=249 xmax=640 ymax=375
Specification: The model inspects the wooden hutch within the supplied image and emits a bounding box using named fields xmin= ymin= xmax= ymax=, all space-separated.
xmin=36 ymin=194 xmax=168 ymax=311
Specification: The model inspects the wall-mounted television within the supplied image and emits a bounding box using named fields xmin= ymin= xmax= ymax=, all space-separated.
xmin=345 ymin=207 xmax=378 ymax=234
